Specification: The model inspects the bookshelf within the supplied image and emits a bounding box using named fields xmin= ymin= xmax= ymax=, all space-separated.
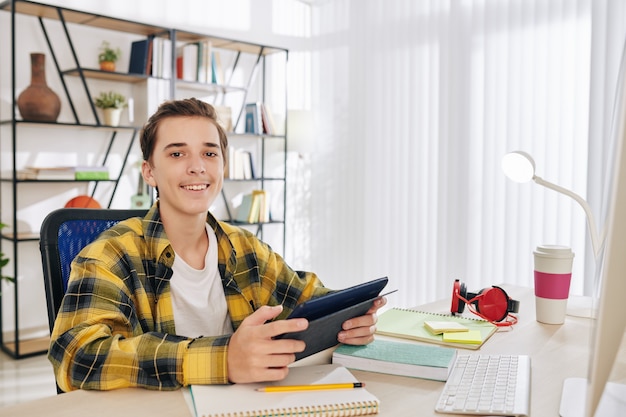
xmin=0 ymin=0 xmax=287 ymax=358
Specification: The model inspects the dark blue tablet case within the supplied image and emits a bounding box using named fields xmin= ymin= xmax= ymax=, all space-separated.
xmin=276 ymin=276 xmax=389 ymax=361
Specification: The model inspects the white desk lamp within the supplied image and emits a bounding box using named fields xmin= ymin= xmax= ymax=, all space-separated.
xmin=501 ymin=151 xmax=602 ymax=260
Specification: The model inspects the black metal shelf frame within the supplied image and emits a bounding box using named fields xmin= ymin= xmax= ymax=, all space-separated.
xmin=0 ymin=0 xmax=288 ymax=359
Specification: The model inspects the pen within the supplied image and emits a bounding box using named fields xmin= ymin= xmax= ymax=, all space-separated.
xmin=256 ymin=382 xmax=365 ymax=392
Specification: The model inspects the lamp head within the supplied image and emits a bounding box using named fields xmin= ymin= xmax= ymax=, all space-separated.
xmin=502 ymin=151 xmax=536 ymax=183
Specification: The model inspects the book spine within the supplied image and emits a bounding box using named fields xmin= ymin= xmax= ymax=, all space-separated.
xmin=128 ymin=39 xmax=150 ymax=74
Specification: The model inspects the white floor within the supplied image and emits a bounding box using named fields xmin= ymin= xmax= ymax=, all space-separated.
xmin=0 ymin=350 xmax=56 ymax=409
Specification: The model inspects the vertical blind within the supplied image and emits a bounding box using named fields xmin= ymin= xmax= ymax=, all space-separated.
xmin=288 ymin=0 xmax=626 ymax=308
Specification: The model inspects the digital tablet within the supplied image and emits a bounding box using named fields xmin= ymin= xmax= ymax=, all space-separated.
xmin=276 ymin=276 xmax=390 ymax=360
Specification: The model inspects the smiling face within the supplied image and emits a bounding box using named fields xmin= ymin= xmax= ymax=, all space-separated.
xmin=142 ymin=115 xmax=224 ymax=219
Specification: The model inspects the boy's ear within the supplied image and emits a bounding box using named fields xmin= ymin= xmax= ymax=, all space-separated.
xmin=141 ymin=160 xmax=157 ymax=187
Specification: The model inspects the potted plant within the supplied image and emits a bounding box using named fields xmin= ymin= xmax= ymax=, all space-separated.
xmin=94 ymin=91 xmax=127 ymax=126
xmin=98 ymin=41 xmax=121 ymax=72
xmin=0 ymin=223 xmax=14 ymax=294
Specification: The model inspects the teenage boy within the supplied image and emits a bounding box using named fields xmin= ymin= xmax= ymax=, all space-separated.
xmin=48 ymin=98 xmax=386 ymax=391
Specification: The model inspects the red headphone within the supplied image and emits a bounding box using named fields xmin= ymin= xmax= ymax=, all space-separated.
xmin=450 ymin=279 xmax=520 ymax=326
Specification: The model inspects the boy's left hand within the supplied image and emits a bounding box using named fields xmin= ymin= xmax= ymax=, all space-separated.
xmin=337 ymin=296 xmax=387 ymax=345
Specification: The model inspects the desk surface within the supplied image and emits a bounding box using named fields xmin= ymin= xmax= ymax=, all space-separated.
xmin=3 ymin=285 xmax=625 ymax=417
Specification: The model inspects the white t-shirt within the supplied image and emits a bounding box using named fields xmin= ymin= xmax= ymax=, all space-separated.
xmin=170 ymin=224 xmax=233 ymax=338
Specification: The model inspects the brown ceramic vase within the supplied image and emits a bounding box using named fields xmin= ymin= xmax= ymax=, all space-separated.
xmin=17 ymin=53 xmax=61 ymax=122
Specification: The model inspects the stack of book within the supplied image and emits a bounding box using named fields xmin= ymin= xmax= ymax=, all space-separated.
xmin=226 ymin=147 xmax=254 ymax=180
xmin=131 ymin=36 xmax=226 ymax=81
xmin=17 ymin=166 xmax=109 ymax=180
xmin=128 ymin=36 xmax=173 ymax=79
xmin=235 ymin=190 xmax=270 ymax=223
xmin=172 ymin=40 xmax=224 ymax=84
xmin=244 ymin=102 xmax=277 ymax=135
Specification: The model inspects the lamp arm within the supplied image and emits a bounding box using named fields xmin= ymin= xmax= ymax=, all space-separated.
xmin=534 ymin=175 xmax=602 ymax=258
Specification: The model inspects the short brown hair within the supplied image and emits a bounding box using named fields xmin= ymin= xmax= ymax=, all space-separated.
xmin=139 ymin=98 xmax=228 ymax=164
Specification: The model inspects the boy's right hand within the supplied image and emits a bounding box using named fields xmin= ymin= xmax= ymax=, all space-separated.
xmin=227 ymin=305 xmax=309 ymax=383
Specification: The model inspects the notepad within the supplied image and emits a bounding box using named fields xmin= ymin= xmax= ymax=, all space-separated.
xmin=189 ymin=364 xmax=379 ymax=417
xmin=376 ymin=307 xmax=497 ymax=350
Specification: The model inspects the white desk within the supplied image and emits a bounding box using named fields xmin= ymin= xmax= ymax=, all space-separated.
xmin=2 ymin=285 xmax=625 ymax=417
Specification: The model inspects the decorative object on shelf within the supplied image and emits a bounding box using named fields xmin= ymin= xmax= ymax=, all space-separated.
xmin=17 ymin=52 xmax=61 ymax=122
xmin=130 ymin=165 xmax=151 ymax=209
xmin=64 ymin=195 xmax=101 ymax=208
xmin=0 ymin=223 xmax=15 ymax=292
xmin=98 ymin=40 xmax=121 ymax=72
xmin=214 ymin=105 xmax=233 ymax=132
xmin=94 ymin=91 xmax=127 ymax=126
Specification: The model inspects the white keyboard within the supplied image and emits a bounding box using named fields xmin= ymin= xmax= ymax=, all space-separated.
xmin=435 ymin=354 xmax=531 ymax=416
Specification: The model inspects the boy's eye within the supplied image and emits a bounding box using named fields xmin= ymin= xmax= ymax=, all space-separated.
xmin=171 ymin=151 xmax=182 ymax=157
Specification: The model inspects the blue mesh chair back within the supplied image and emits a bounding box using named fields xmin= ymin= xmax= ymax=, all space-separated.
xmin=39 ymin=208 xmax=147 ymax=334
xmin=57 ymin=219 xmax=121 ymax=292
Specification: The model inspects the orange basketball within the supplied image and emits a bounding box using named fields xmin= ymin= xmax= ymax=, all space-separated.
xmin=64 ymin=195 xmax=101 ymax=208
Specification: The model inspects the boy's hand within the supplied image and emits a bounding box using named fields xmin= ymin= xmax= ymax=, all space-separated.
xmin=337 ymin=296 xmax=387 ymax=345
xmin=227 ymin=305 xmax=308 ymax=383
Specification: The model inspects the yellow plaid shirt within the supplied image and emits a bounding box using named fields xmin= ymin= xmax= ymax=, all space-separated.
xmin=48 ymin=203 xmax=328 ymax=392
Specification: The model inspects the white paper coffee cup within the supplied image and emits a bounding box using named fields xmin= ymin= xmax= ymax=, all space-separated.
xmin=533 ymin=245 xmax=574 ymax=324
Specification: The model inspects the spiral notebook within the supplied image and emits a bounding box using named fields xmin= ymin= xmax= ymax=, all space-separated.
xmin=375 ymin=307 xmax=497 ymax=350
xmin=189 ymin=364 xmax=379 ymax=417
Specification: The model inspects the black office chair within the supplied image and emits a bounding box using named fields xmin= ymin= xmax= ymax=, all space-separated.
xmin=39 ymin=208 xmax=147 ymax=334
xmin=39 ymin=208 xmax=147 ymax=394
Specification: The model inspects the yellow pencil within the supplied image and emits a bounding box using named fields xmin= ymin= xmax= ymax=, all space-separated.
xmin=256 ymin=382 xmax=365 ymax=392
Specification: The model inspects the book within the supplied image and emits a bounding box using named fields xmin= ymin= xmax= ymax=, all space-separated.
xmin=15 ymin=168 xmax=38 ymax=179
xmin=21 ymin=166 xmax=75 ymax=180
xmin=160 ymin=38 xmax=173 ymax=79
xmin=235 ymin=193 xmax=256 ymax=223
xmin=214 ymin=105 xmax=233 ymax=132
xmin=211 ymin=50 xmax=225 ymax=84
xmin=332 ymin=339 xmax=457 ymax=382
xmin=375 ymin=307 xmax=497 ymax=350
xmin=182 ymin=42 xmax=199 ymax=81
xmin=150 ymin=37 xmax=161 ymax=77
xmin=424 ymin=320 xmax=469 ymax=335
xmin=189 ymin=364 xmax=379 ymax=417
xmin=74 ymin=166 xmax=109 ymax=180
xmin=144 ymin=37 xmax=153 ymax=75
xmin=260 ymin=103 xmax=277 ymax=135
xmin=253 ymin=189 xmax=269 ymax=223
xmin=128 ymin=38 xmax=150 ymax=74
xmin=226 ymin=148 xmax=254 ymax=180
xmin=245 ymin=103 xmax=260 ymax=134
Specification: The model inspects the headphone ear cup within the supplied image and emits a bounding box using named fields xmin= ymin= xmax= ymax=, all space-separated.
xmin=474 ymin=286 xmax=509 ymax=322
xmin=450 ymin=279 xmax=466 ymax=314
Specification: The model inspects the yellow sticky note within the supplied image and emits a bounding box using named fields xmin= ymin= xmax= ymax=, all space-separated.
xmin=424 ymin=320 xmax=469 ymax=335
xmin=442 ymin=329 xmax=483 ymax=344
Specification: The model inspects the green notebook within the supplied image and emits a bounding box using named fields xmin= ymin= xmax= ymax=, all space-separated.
xmin=375 ymin=307 xmax=497 ymax=350
xmin=332 ymin=339 xmax=457 ymax=381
